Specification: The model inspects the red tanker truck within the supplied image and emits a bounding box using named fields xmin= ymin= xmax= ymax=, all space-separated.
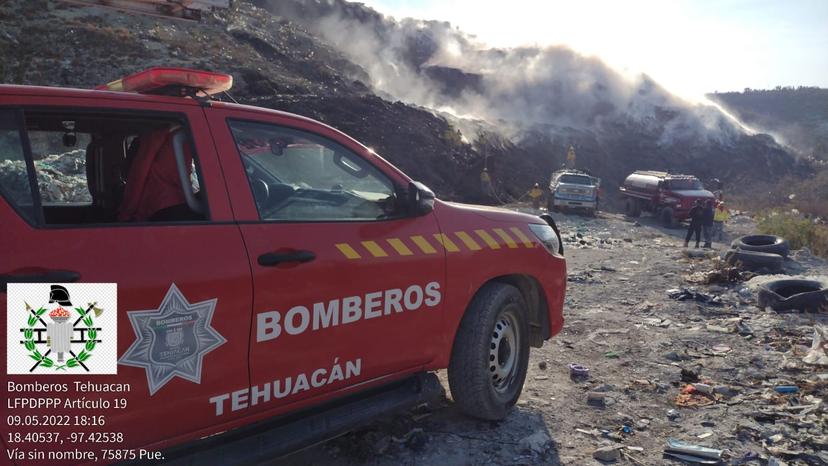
xmin=619 ymin=171 xmax=715 ymax=227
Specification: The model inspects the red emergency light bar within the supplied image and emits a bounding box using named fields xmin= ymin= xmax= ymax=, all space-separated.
xmin=97 ymin=67 xmax=233 ymax=96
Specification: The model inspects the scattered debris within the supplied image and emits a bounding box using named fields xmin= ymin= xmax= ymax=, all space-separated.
xmin=663 ymin=439 xmax=723 ymax=464
xmin=518 ymin=430 xmax=552 ymax=455
xmin=803 ymin=325 xmax=828 ymax=365
xmin=587 ymin=391 xmax=606 ymax=407
xmin=675 ymin=384 xmax=717 ymax=407
xmin=711 ymin=344 xmax=732 ymax=355
xmin=667 ymin=288 xmax=723 ymax=305
xmin=593 ymin=446 xmax=621 ymax=462
xmin=569 ymin=363 xmax=590 ymax=381
xmin=773 ymin=385 xmax=798 ymax=394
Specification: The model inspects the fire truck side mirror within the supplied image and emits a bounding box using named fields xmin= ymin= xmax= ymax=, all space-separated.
xmin=408 ymin=181 xmax=435 ymax=217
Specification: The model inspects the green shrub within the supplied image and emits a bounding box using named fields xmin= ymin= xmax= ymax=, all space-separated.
xmin=757 ymin=211 xmax=828 ymax=258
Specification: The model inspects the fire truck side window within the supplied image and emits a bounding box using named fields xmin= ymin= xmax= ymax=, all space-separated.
xmin=228 ymin=120 xmax=401 ymax=222
xmin=13 ymin=111 xmax=207 ymax=226
xmin=0 ymin=109 xmax=38 ymax=223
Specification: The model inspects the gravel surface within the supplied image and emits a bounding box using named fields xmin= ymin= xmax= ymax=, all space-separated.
xmin=271 ymin=206 xmax=828 ymax=466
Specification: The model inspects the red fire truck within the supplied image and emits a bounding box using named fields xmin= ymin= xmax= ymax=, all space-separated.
xmin=619 ymin=170 xmax=715 ymax=227
xmin=0 ymin=68 xmax=566 ymax=464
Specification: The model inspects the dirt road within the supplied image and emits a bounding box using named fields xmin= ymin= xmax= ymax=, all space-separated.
xmin=274 ymin=208 xmax=828 ymax=466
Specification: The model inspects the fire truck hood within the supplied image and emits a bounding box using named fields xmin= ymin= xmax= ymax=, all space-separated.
xmin=441 ymin=201 xmax=546 ymax=224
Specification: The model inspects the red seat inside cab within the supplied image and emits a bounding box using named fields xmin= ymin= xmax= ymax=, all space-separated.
xmin=118 ymin=127 xmax=196 ymax=222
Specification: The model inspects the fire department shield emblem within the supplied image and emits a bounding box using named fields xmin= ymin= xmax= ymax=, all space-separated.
xmin=148 ymin=311 xmax=199 ymax=367
xmin=119 ymin=284 xmax=225 ymax=395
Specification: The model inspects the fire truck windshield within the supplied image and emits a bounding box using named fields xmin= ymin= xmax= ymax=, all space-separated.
xmin=666 ymin=179 xmax=704 ymax=191
xmin=559 ymin=175 xmax=593 ymax=185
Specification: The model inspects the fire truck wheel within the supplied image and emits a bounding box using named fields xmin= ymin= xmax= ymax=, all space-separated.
xmin=660 ymin=207 xmax=677 ymax=228
xmin=625 ymin=199 xmax=641 ymax=217
xmin=448 ymin=282 xmax=529 ymax=420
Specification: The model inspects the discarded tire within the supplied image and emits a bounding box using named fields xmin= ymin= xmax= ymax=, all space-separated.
xmin=731 ymin=235 xmax=789 ymax=257
xmin=757 ymin=279 xmax=828 ymax=313
xmin=725 ymin=249 xmax=783 ymax=272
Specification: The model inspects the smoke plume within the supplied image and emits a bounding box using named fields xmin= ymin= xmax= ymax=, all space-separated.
xmin=262 ymin=0 xmax=747 ymax=146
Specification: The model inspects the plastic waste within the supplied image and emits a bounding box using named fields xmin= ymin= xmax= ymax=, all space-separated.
xmin=568 ymin=363 xmax=589 ymax=380
xmin=773 ymin=385 xmax=798 ymax=394
xmin=664 ymin=439 xmax=722 ymax=463
xmin=803 ymin=325 xmax=828 ymax=366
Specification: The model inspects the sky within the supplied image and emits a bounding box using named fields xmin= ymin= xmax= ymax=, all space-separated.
xmin=362 ymin=0 xmax=828 ymax=100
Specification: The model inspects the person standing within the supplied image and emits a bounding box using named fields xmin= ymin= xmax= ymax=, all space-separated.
xmin=713 ymin=201 xmax=730 ymax=241
xmin=702 ymin=199 xmax=715 ymax=248
xmin=565 ymin=145 xmax=576 ymax=169
xmin=480 ymin=167 xmax=493 ymax=200
xmin=684 ymin=199 xmax=704 ymax=248
xmin=527 ymin=183 xmax=544 ymax=209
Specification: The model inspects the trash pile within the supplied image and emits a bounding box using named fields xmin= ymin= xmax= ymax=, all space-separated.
xmin=0 ymin=150 xmax=90 ymax=204
xmin=33 ymin=150 xmax=91 ymax=203
xmin=685 ymin=257 xmax=756 ymax=285
xmin=667 ymin=287 xmax=724 ymax=305
xmin=562 ymin=231 xmax=627 ymax=249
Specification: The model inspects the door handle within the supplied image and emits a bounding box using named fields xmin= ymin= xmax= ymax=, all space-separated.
xmin=0 ymin=270 xmax=82 ymax=293
xmin=257 ymin=251 xmax=316 ymax=267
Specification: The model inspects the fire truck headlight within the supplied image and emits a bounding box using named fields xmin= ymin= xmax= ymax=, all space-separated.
xmin=529 ymin=223 xmax=562 ymax=257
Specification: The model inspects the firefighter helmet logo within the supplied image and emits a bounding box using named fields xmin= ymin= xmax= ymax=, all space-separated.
xmin=119 ymin=284 xmax=225 ymax=395
xmin=6 ymin=283 xmax=118 ymax=375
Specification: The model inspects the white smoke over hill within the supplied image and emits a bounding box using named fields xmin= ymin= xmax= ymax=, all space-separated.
xmin=264 ymin=0 xmax=747 ymax=146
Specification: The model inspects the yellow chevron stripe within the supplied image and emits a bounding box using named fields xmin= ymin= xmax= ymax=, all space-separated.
xmin=455 ymin=231 xmax=483 ymax=251
xmin=493 ymin=228 xmax=518 ymax=249
xmin=474 ymin=229 xmax=501 ymax=249
xmin=362 ymin=240 xmax=389 ymax=257
xmin=336 ymin=243 xmax=361 ymax=259
xmin=510 ymin=227 xmax=535 ymax=248
xmin=433 ymin=233 xmax=460 ymax=252
xmin=386 ymin=238 xmax=414 ymax=256
xmin=410 ymin=235 xmax=438 ymax=254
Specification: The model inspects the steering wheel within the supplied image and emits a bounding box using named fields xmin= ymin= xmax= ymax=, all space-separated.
xmin=252 ymin=178 xmax=270 ymax=206
xmin=261 ymin=183 xmax=298 ymax=215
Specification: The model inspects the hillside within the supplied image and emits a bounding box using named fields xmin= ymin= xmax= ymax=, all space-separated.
xmin=257 ymin=0 xmax=812 ymax=203
xmin=709 ymin=87 xmax=828 ymax=160
xmin=0 ymin=0 xmax=813 ymax=205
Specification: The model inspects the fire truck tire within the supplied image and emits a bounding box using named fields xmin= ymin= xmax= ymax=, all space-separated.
xmin=625 ymin=199 xmax=641 ymax=218
xmin=448 ymin=282 xmax=530 ymax=420
xmin=660 ymin=207 xmax=677 ymax=228
xmin=731 ymin=235 xmax=789 ymax=257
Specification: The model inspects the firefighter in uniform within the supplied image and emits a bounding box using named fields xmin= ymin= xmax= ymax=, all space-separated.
xmin=480 ymin=167 xmax=493 ymax=200
xmin=713 ymin=201 xmax=730 ymax=241
xmin=566 ymin=145 xmax=576 ymax=169
xmin=527 ymin=183 xmax=544 ymax=209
